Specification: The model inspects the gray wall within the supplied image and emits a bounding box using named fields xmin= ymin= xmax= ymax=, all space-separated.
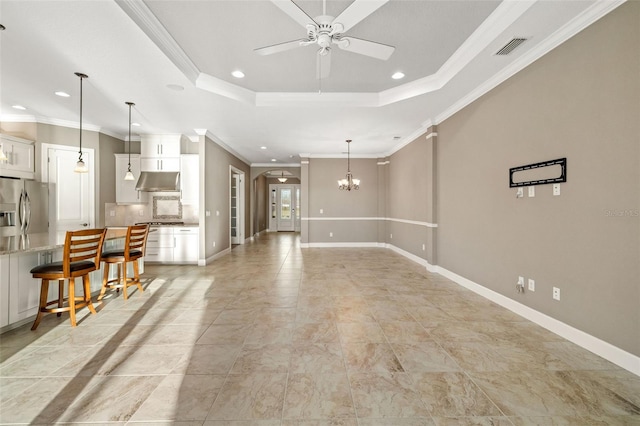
xmin=306 ymin=157 xmax=379 ymax=243
xmin=201 ymin=134 xmax=251 ymax=260
xmin=0 ymin=121 xmax=123 ymax=228
xmin=436 ymin=2 xmax=639 ymax=356
xmin=302 ymin=2 xmax=639 ymax=358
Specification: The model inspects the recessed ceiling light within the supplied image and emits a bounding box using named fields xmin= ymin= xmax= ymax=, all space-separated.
xmin=166 ymin=84 xmax=184 ymax=91
xmin=55 ymin=91 xmax=70 ymax=97
xmin=132 ymin=122 xmax=141 ymax=127
xmin=12 ymin=105 xmax=26 ymax=110
xmin=260 ymin=146 xmax=267 ymax=150
xmin=232 ymin=70 xmax=245 ymax=79
xmin=391 ymin=72 xmax=405 ymax=80
xmin=271 ymin=158 xmax=277 ymax=162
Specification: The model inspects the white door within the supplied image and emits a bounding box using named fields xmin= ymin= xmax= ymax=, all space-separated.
xmin=277 ymin=186 xmax=294 ymax=232
xmin=230 ymin=170 xmax=244 ymax=245
xmin=47 ymin=146 xmax=94 ymax=235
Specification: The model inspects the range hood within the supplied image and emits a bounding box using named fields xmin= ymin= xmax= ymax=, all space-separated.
xmin=135 ymin=171 xmax=180 ymax=192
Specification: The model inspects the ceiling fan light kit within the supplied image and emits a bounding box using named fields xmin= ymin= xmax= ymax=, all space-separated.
xmin=255 ymin=0 xmax=394 ymax=80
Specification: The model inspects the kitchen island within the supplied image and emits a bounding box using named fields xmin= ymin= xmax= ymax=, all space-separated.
xmin=0 ymin=227 xmax=130 ymax=331
xmin=0 ymin=228 xmax=128 ymax=256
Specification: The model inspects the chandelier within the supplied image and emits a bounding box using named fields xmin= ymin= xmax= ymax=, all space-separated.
xmin=337 ymin=139 xmax=360 ymax=191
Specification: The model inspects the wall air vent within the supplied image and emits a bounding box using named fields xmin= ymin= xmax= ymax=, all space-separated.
xmin=495 ymin=37 xmax=528 ymax=56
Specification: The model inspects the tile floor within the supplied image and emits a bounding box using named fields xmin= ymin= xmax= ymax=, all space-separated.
xmin=0 ymin=232 xmax=639 ymax=425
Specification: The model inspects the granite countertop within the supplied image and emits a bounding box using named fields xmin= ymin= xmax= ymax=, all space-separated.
xmin=0 ymin=228 xmax=128 ymax=256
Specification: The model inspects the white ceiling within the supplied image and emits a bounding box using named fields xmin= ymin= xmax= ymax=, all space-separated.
xmin=0 ymin=0 xmax=623 ymax=165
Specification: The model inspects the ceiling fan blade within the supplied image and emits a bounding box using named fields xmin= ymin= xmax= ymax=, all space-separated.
xmin=316 ymin=50 xmax=331 ymax=79
xmin=254 ymin=39 xmax=306 ymax=56
xmin=338 ymin=36 xmax=394 ymax=60
xmin=332 ymin=0 xmax=388 ymax=33
xmin=271 ymin=0 xmax=317 ymax=28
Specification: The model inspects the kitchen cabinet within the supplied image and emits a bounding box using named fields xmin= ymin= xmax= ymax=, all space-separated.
xmin=115 ymin=154 xmax=147 ymax=204
xmin=0 ymin=255 xmax=9 ymax=327
xmin=140 ymin=136 xmax=181 ymax=158
xmin=144 ymin=226 xmax=198 ymax=264
xmin=180 ymin=154 xmax=199 ymax=206
xmin=140 ymin=157 xmax=180 ymax=172
xmin=140 ymin=135 xmax=181 ymax=172
xmin=173 ymin=227 xmax=199 ymax=263
xmin=8 ymin=249 xmax=62 ymax=325
xmin=0 ymin=134 xmax=35 ymax=179
xmin=145 ymin=227 xmax=175 ymax=263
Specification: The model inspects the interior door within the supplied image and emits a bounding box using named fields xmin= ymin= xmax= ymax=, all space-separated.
xmin=230 ymin=172 xmax=244 ymax=245
xmin=47 ymin=146 xmax=93 ymax=236
xmin=231 ymin=173 xmax=239 ymax=244
xmin=277 ymin=186 xmax=294 ymax=232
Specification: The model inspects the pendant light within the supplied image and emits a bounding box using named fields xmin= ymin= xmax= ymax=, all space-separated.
xmin=124 ymin=101 xmax=135 ymax=181
xmin=337 ymin=139 xmax=360 ymax=191
xmin=74 ymin=72 xmax=89 ymax=173
xmin=277 ymin=171 xmax=288 ymax=183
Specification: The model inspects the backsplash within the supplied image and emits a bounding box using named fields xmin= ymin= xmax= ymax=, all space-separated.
xmin=105 ymin=192 xmax=198 ymax=226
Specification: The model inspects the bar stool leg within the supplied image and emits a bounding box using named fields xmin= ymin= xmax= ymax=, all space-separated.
xmin=83 ymin=274 xmax=97 ymax=315
xmin=122 ymin=262 xmax=129 ymax=300
xmin=98 ymin=263 xmax=110 ymax=301
xmin=116 ymin=263 xmax=122 ymax=294
xmin=133 ymin=260 xmax=144 ymax=294
xmin=68 ymin=278 xmax=76 ymax=327
xmin=31 ymin=279 xmax=50 ymax=331
xmin=57 ymin=279 xmax=64 ymax=317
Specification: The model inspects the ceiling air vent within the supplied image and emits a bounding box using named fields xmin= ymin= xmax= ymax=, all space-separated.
xmin=495 ymin=37 xmax=528 ymax=56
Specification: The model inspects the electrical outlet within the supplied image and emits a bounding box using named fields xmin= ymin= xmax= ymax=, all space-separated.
xmin=212 ymin=241 xmax=216 ymax=248
xmin=553 ymin=184 xmax=561 ymax=196
xmin=329 ymin=232 xmax=333 ymax=237
xmin=516 ymin=188 xmax=524 ymax=198
xmin=528 ymin=186 xmax=535 ymax=197
xmin=528 ymin=279 xmax=535 ymax=292
xmin=422 ymin=244 xmax=426 ymax=251
xmin=518 ymin=276 xmax=524 ymax=285
xmin=553 ymin=287 xmax=560 ymax=301
xmin=320 ymin=209 xmax=323 ymax=214
xmin=109 ymin=210 xmax=115 ymax=217
xmin=138 ymin=209 xmax=144 ymax=216
xmin=390 ymin=233 xmax=393 ymax=239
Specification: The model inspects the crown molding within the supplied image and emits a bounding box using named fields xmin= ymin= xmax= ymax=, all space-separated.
xmin=1 ymin=114 xmax=103 ymax=133
xmin=434 ymin=0 xmax=626 ymax=125
xmin=252 ymin=162 xmax=301 ymax=168
xmin=115 ymin=0 xmax=199 ymax=82
xmin=200 ymin=129 xmax=251 ymax=165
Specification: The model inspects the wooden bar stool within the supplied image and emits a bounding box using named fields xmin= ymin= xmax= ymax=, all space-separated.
xmin=98 ymin=224 xmax=149 ymax=301
xmin=30 ymin=228 xmax=107 ymax=330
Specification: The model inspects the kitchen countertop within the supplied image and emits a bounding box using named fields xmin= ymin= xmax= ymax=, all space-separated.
xmin=0 ymin=228 xmax=128 ymax=256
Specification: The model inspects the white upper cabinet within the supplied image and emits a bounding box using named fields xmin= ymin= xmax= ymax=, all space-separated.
xmin=0 ymin=134 xmax=35 ymax=179
xmin=115 ymin=153 xmax=148 ymax=204
xmin=180 ymin=154 xmax=199 ymax=206
xmin=140 ymin=135 xmax=182 ymax=172
xmin=140 ymin=135 xmax=181 ymax=158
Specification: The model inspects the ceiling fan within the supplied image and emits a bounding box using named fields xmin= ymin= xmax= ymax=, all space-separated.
xmin=254 ymin=0 xmax=394 ymax=79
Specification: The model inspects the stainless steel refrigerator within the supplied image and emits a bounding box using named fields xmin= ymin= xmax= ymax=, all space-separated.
xmin=0 ymin=177 xmax=49 ymax=238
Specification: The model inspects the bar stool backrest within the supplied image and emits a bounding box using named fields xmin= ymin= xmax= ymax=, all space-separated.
xmin=125 ymin=224 xmax=150 ymax=261
xmin=64 ymin=228 xmax=107 ymax=277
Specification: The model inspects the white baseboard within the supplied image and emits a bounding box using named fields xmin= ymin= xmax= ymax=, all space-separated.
xmin=436 ymin=266 xmax=640 ymax=377
xmin=300 ymin=240 xmax=640 ymax=376
xmin=386 ymin=243 xmax=435 ymax=271
xmin=304 ymin=242 xmax=380 ymax=248
xmin=202 ymin=248 xmax=231 ymax=265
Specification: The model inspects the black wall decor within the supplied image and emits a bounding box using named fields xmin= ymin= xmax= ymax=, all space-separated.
xmin=509 ymin=158 xmax=567 ymax=188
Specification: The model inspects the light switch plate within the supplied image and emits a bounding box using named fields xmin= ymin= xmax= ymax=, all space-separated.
xmin=528 ymin=186 xmax=535 ymax=197
xmin=528 ymin=279 xmax=535 ymax=292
